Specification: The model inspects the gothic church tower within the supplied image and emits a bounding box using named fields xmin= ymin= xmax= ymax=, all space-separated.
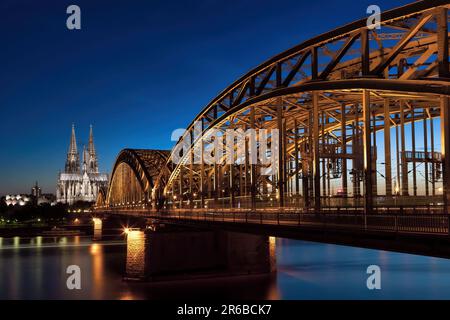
xmin=65 ymin=124 xmax=80 ymax=174
xmin=87 ymin=125 xmax=99 ymax=174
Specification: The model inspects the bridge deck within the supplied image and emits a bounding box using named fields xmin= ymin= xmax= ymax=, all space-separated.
xmin=102 ymin=206 xmax=450 ymax=236
xmin=98 ymin=207 xmax=450 ymax=258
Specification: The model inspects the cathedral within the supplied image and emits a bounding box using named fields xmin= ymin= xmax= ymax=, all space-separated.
xmin=56 ymin=125 xmax=109 ymax=205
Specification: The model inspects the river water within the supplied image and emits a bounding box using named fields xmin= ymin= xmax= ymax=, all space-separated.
xmin=0 ymin=235 xmax=449 ymax=300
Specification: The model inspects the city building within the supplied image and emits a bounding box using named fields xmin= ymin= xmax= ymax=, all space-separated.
xmin=31 ymin=181 xmax=42 ymax=198
xmin=4 ymin=194 xmax=31 ymax=207
xmin=56 ymin=125 xmax=108 ymax=205
xmin=2 ymin=182 xmax=57 ymax=207
xmin=37 ymin=193 xmax=56 ymax=205
xmin=31 ymin=181 xmax=56 ymax=205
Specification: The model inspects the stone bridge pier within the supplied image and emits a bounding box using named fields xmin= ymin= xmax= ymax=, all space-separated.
xmin=92 ymin=217 xmax=103 ymax=241
xmin=124 ymin=223 xmax=276 ymax=281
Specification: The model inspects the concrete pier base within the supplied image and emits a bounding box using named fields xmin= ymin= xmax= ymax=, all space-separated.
xmin=92 ymin=218 xmax=102 ymax=241
xmin=124 ymin=226 xmax=276 ymax=281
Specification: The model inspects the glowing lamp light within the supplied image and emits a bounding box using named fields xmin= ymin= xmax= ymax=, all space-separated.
xmin=90 ymin=243 xmax=100 ymax=255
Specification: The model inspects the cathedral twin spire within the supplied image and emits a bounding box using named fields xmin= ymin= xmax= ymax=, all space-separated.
xmin=65 ymin=124 xmax=98 ymax=174
xmin=69 ymin=124 xmax=78 ymax=155
xmin=58 ymin=125 xmax=108 ymax=205
xmin=65 ymin=124 xmax=80 ymax=174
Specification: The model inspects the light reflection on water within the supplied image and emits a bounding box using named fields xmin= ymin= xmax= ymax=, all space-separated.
xmin=0 ymin=235 xmax=450 ymax=299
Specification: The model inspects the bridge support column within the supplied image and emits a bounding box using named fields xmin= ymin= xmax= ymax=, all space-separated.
xmin=411 ymin=107 xmax=417 ymax=196
xmin=371 ymin=111 xmax=377 ymax=196
xmin=226 ymin=130 xmax=236 ymax=209
xmin=353 ymin=104 xmax=361 ymax=199
xmin=244 ymin=138 xmax=249 ymax=200
xmin=179 ymin=167 xmax=184 ymax=208
xmin=424 ymin=114 xmax=429 ymax=196
xmin=200 ymin=147 xmax=205 ymax=209
xmin=431 ymin=116 xmax=436 ymax=196
xmin=294 ymin=120 xmax=300 ymax=198
xmin=214 ymin=164 xmax=219 ymax=208
xmin=395 ymin=116 xmax=401 ymax=195
xmin=229 ymin=163 xmax=235 ymax=208
xmin=322 ymin=113 xmax=327 ymax=198
xmin=384 ymin=99 xmax=392 ymax=197
xmin=189 ymin=147 xmax=194 ymax=209
xmin=363 ymin=90 xmax=372 ymax=223
xmin=312 ymin=92 xmax=321 ymax=212
xmin=303 ymin=113 xmax=312 ymax=208
xmin=239 ymin=164 xmax=244 ymax=206
xmin=277 ymin=100 xmax=285 ymax=208
xmin=341 ymin=104 xmax=348 ymax=197
xmin=440 ymin=96 xmax=450 ymax=214
xmin=400 ymin=100 xmax=409 ymax=196
xmin=250 ymin=106 xmax=257 ymax=210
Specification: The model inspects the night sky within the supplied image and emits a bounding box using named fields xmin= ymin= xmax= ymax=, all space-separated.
xmin=0 ymin=0 xmax=413 ymax=194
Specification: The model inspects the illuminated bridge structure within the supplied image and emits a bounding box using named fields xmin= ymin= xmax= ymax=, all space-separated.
xmin=96 ymin=1 xmax=450 ymax=243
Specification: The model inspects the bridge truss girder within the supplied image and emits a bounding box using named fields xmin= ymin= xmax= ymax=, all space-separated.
xmin=157 ymin=0 xmax=450 ymax=213
xmin=98 ymin=1 xmax=450 ymax=215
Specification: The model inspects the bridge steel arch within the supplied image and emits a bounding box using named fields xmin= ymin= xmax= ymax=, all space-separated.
xmin=96 ymin=185 xmax=107 ymax=207
xmin=98 ymin=149 xmax=170 ymax=209
xmin=151 ymin=0 xmax=450 ymax=215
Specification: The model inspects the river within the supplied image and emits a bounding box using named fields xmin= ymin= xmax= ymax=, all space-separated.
xmin=0 ymin=235 xmax=449 ymax=299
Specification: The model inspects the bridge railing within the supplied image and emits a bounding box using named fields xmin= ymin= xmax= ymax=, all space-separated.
xmin=99 ymin=203 xmax=448 ymax=236
xmin=156 ymin=207 xmax=449 ymax=235
xmin=166 ymin=195 xmax=444 ymax=211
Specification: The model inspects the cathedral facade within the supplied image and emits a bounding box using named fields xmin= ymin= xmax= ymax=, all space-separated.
xmin=56 ymin=125 xmax=108 ymax=205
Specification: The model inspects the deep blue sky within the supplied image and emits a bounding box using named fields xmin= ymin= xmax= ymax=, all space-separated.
xmin=0 ymin=0 xmax=412 ymax=194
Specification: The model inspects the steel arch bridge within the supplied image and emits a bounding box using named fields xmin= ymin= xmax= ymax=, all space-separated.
xmin=101 ymin=149 xmax=171 ymax=209
xmin=97 ymin=1 xmax=450 ymax=235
